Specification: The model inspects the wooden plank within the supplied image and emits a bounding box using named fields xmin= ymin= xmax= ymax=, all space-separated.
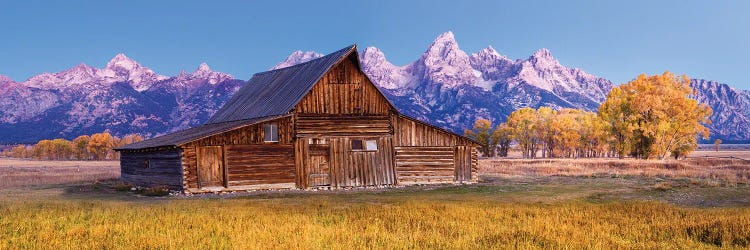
xmin=196 ymin=146 xmax=224 ymax=188
xmin=394 ymin=146 xmax=456 ymax=184
xmin=120 ymin=149 xmax=183 ymax=188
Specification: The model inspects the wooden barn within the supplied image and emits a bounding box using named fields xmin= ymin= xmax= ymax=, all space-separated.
xmin=116 ymin=45 xmax=480 ymax=193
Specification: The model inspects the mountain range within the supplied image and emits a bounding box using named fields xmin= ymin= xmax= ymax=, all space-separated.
xmin=1 ymin=31 xmax=748 ymax=143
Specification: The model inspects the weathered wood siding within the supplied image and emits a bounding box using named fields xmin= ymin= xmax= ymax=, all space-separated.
xmin=225 ymin=144 xmax=295 ymax=186
xmin=196 ymin=146 xmax=225 ymax=188
xmin=295 ymin=115 xmax=391 ymax=137
xmin=392 ymin=114 xmax=479 ymax=183
xmin=295 ymin=137 xmax=396 ymax=188
xmin=394 ymin=146 xmax=455 ymax=184
xmin=120 ymin=149 xmax=183 ymax=188
xmin=180 ymin=116 xmax=296 ymax=191
xmin=392 ymin=114 xmax=472 ymax=147
xmin=454 ymin=145 xmax=477 ymax=183
xmin=183 ymin=116 xmax=293 ymax=147
xmin=295 ymin=56 xmax=391 ymax=115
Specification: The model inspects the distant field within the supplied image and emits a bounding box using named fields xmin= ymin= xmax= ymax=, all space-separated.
xmin=482 ymin=157 xmax=750 ymax=185
xmin=0 ymin=156 xmax=749 ymax=248
xmin=689 ymin=150 xmax=750 ymax=159
xmin=0 ymin=158 xmax=118 ymax=188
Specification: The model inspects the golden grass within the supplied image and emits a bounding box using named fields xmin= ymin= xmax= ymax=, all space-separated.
xmin=0 ymin=158 xmax=118 ymax=188
xmin=0 ymin=197 xmax=749 ymax=249
xmin=1 ymin=158 xmax=749 ymax=248
xmin=481 ymin=158 xmax=750 ymax=185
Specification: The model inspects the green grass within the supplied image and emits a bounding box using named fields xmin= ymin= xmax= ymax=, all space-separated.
xmin=1 ymin=183 xmax=750 ymax=249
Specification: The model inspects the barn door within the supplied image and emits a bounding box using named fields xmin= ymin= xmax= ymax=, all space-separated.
xmin=197 ymin=146 xmax=225 ymax=188
xmin=454 ymin=146 xmax=472 ymax=183
xmin=308 ymin=144 xmax=331 ymax=187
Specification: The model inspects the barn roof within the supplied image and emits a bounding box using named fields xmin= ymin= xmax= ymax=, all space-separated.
xmin=206 ymin=45 xmax=358 ymax=124
xmin=115 ymin=115 xmax=288 ymax=150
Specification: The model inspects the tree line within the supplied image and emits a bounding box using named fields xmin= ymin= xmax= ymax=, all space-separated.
xmin=465 ymin=72 xmax=712 ymax=160
xmin=4 ymin=132 xmax=143 ymax=160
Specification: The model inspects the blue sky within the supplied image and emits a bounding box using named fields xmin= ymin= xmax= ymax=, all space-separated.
xmin=1 ymin=1 xmax=749 ymax=89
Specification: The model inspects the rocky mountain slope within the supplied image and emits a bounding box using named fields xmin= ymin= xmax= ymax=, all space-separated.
xmin=1 ymin=31 xmax=748 ymax=143
xmin=0 ymin=55 xmax=244 ymax=143
xmin=280 ymin=31 xmax=750 ymax=141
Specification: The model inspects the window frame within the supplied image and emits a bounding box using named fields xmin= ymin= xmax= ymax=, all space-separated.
xmin=263 ymin=123 xmax=279 ymax=143
xmin=351 ymin=138 xmax=378 ymax=152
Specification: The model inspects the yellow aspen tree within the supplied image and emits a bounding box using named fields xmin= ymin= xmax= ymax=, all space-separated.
xmin=507 ymin=107 xmax=539 ymax=158
xmin=465 ymin=119 xmax=493 ymax=156
xmin=491 ymin=123 xmax=513 ymax=157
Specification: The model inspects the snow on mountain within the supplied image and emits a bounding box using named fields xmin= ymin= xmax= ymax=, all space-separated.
xmin=405 ymin=31 xmax=479 ymax=90
xmin=190 ymin=63 xmax=233 ymax=84
xmin=360 ymin=47 xmax=415 ymax=91
xmin=0 ymin=31 xmax=748 ymax=142
xmin=274 ymin=31 xmax=745 ymax=141
xmin=272 ymin=50 xmax=323 ymax=70
xmin=468 ymin=46 xmax=516 ymax=91
xmin=0 ymin=75 xmax=14 ymax=84
xmin=0 ymin=55 xmax=244 ymax=143
xmin=23 ymin=63 xmax=102 ymax=90
xmin=690 ymin=79 xmax=750 ymax=140
xmin=101 ymin=53 xmax=169 ymax=91
xmin=356 ymin=31 xmax=615 ymax=131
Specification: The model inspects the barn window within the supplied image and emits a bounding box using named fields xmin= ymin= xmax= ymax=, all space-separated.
xmin=351 ymin=139 xmax=377 ymax=151
xmin=351 ymin=139 xmax=364 ymax=150
xmin=264 ymin=123 xmax=278 ymax=142
xmin=144 ymin=159 xmax=151 ymax=168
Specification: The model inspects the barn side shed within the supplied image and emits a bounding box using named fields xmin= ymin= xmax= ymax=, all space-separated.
xmin=116 ymin=45 xmax=481 ymax=193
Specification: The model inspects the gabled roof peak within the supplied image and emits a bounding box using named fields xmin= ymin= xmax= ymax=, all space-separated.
xmin=255 ymin=45 xmax=357 ymax=77
xmin=206 ymin=44 xmax=359 ymax=124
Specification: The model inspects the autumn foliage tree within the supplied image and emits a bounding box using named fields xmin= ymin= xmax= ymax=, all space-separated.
xmin=5 ymin=131 xmax=143 ymax=161
xmin=502 ymin=107 xmax=609 ymax=158
xmin=598 ymin=72 xmax=711 ymax=159
xmin=506 ymin=107 xmax=540 ymax=158
xmin=464 ymin=119 xmax=494 ymax=156
xmin=491 ymin=124 xmax=513 ymax=157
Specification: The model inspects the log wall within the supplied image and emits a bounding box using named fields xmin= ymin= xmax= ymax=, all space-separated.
xmin=225 ymin=144 xmax=295 ymax=186
xmin=295 ymin=115 xmax=391 ymax=137
xmin=120 ymin=149 xmax=183 ymax=188
xmin=394 ymin=146 xmax=455 ymax=184
xmin=392 ymin=114 xmax=480 ymax=184
xmin=183 ymin=116 xmax=293 ymax=147
xmin=180 ymin=116 xmax=296 ymax=191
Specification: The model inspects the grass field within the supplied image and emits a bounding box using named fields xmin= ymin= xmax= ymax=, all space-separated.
xmin=1 ymin=155 xmax=749 ymax=249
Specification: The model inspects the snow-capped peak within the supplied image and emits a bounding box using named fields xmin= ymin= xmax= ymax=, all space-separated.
xmin=0 ymin=74 xmax=14 ymax=84
xmin=361 ymin=47 xmax=394 ymax=68
xmin=106 ymin=53 xmax=140 ymax=71
xmin=408 ymin=31 xmax=478 ymax=89
xmin=272 ymin=50 xmax=323 ymax=70
xmin=433 ymin=31 xmax=455 ymax=43
xmin=528 ymin=48 xmax=560 ymax=67
xmin=100 ymin=53 xmax=167 ymax=91
xmin=197 ymin=62 xmax=211 ymax=72
xmin=532 ymin=48 xmax=552 ymax=58
xmin=424 ymin=31 xmax=461 ymax=58
xmin=65 ymin=63 xmax=98 ymax=75
xmin=190 ymin=62 xmax=233 ymax=84
xmin=477 ymin=46 xmax=500 ymax=57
